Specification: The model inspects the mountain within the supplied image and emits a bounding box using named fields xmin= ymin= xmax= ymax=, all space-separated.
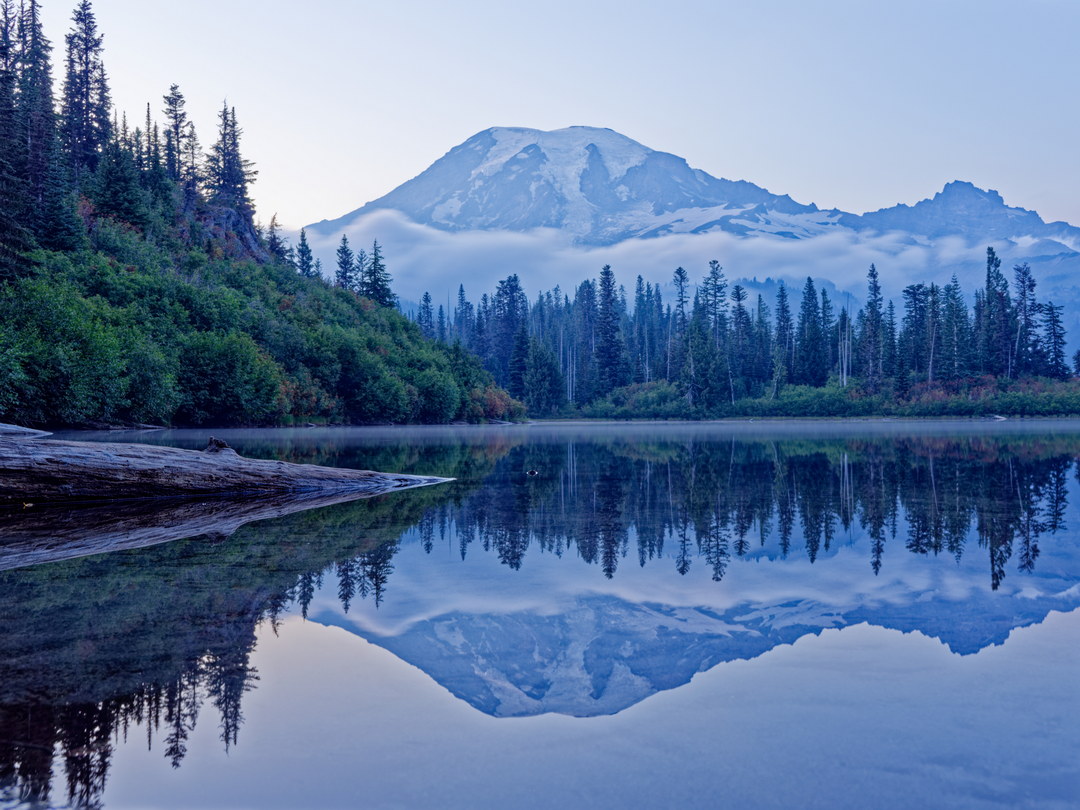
xmin=313 ymin=584 xmax=1080 ymax=719
xmin=309 ymin=126 xmax=1080 ymax=252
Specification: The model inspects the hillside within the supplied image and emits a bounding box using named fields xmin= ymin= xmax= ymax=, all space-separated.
xmin=0 ymin=2 xmax=518 ymax=429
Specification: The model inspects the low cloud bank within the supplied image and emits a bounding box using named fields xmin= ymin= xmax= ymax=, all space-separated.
xmin=302 ymin=211 xmax=1080 ymax=331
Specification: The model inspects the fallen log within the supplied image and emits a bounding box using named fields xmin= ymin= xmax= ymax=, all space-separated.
xmin=0 ymin=436 xmax=450 ymax=504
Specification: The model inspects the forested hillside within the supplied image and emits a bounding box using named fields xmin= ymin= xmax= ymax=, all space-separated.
xmin=0 ymin=1 xmax=518 ymax=428
xmin=425 ymin=252 xmax=1079 ymax=418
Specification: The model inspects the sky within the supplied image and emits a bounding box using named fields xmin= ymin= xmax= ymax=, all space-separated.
xmin=37 ymin=0 xmax=1080 ymax=232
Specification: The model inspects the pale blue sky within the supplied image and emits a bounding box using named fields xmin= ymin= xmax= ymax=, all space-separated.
xmin=40 ymin=0 xmax=1080 ymax=230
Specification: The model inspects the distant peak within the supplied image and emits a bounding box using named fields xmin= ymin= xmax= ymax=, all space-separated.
xmin=936 ymin=181 xmax=1004 ymax=205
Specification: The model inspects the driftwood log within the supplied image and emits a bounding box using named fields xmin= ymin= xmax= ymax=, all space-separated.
xmin=0 ymin=434 xmax=452 ymax=569
xmin=0 ymin=488 xmax=414 ymax=571
xmin=0 ymin=436 xmax=449 ymax=503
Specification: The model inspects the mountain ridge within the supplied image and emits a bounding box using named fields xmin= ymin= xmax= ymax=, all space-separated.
xmin=308 ymin=126 xmax=1080 ymax=252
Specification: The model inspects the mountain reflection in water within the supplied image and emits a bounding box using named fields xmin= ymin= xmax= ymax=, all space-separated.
xmin=2 ymin=425 xmax=1080 ymax=809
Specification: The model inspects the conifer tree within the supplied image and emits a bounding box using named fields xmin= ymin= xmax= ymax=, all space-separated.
xmin=0 ymin=0 xmax=33 ymax=277
xmin=417 ymin=291 xmax=434 ymax=338
xmin=508 ymin=324 xmax=529 ymax=399
xmin=524 ymin=338 xmax=564 ymax=416
xmin=295 ymin=227 xmax=314 ymax=278
xmin=162 ymin=83 xmax=187 ymax=182
xmin=1039 ymin=302 xmax=1068 ymax=379
xmin=60 ymin=0 xmax=110 ymax=183
xmin=334 ymin=234 xmax=353 ymax=289
xmin=205 ymin=102 xmax=256 ymax=224
xmin=596 ymin=264 xmax=626 ymax=396
xmin=940 ymin=275 xmax=971 ymax=381
xmin=364 ymin=240 xmax=395 ymax=307
xmin=794 ymin=277 xmax=826 ymax=385
xmin=265 ymin=213 xmax=287 ymax=260
xmin=860 ymin=264 xmax=885 ymax=389
xmin=14 ymin=0 xmax=59 ymax=236
xmin=772 ymin=282 xmax=794 ymax=392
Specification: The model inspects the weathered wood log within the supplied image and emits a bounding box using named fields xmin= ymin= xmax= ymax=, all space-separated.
xmin=0 ymin=422 xmax=51 ymax=439
xmin=0 ymin=436 xmax=451 ymax=503
xmin=0 ymin=488 xmax=416 ymax=571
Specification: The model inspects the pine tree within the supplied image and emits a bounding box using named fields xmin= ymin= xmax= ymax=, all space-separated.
xmin=417 ymin=291 xmax=434 ymax=338
xmin=794 ymin=277 xmax=826 ymax=386
xmin=978 ymin=246 xmax=1014 ymax=376
xmin=295 ymin=227 xmax=314 ymax=277
xmin=860 ymin=264 xmax=885 ymax=389
xmin=364 ymin=240 xmax=395 ymax=307
xmin=0 ymin=0 xmax=33 ymax=277
xmin=14 ymin=0 xmax=59 ymax=237
xmin=1038 ymin=302 xmax=1068 ymax=379
xmin=508 ymin=324 xmax=529 ymax=399
xmin=266 ymin=213 xmax=288 ymax=260
xmin=772 ymin=282 xmax=794 ymax=395
xmin=205 ymin=102 xmax=256 ymax=224
xmin=940 ymin=275 xmax=971 ymax=381
xmin=524 ymin=338 xmax=565 ymax=416
xmin=595 ymin=264 xmax=626 ymax=396
xmin=162 ymin=83 xmax=187 ymax=182
xmin=1012 ymin=262 xmax=1038 ymax=377
xmin=60 ymin=0 xmax=110 ymax=183
xmin=334 ymin=234 xmax=353 ymax=289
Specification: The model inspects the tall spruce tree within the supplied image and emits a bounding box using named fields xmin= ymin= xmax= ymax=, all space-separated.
xmin=14 ymin=0 xmax=59 ymax=236
xmin=596 ymin=264 xmax=626 ymax=396
xmin=794 ymin=277 xmax=827 ymax=386
xmin=334 ymin=234 xmax=354 ymax=289
xmin=295 ymin=227 xmax=314 ymax=277
xmin=860 ymin=264 xmax=885 ymax=389
xmin=60 ymin=0 xmax=110 ymax=183
xmin=364 ymin=240 xmax=394 ymax=306
xmin=161 ymin=83 xmax=187 ymax=182
xmin=0 ymin=0 xmax=33 ymax=277
xmin=205 ymin=102 xmax=256 ymax=224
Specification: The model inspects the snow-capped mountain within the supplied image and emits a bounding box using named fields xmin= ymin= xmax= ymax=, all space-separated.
xmin=309 ymin=126 xmax=1080 ymax=251
xmin=310 ymin=126 xmax=838 ymax=245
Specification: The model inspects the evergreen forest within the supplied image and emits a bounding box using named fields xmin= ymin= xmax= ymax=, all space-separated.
xmin=0 ymin=0 xmax=519 ymax=428
xmin=421 ymin=253 xmax=1080 ymax=418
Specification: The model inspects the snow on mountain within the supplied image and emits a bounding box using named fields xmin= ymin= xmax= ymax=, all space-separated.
xmin=308 ymin=126 xmax=833 ymax=246
xmin=309 ymin=126 xmax=1080 ymax=251
xmin=303 ymin=126 xmax=1080 ymax=342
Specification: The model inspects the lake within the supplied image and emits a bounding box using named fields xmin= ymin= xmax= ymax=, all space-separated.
xmin=2 ymin=422 xmax=1079 ymax=809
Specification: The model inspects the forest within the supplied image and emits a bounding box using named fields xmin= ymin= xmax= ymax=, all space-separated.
xmin=3 ymin=0 xmax=1079 ymax=427
xmin=416 ymin=253 xmax=1079 ymax=418
xmin=0 ymin=0 xmax=519 ymax=428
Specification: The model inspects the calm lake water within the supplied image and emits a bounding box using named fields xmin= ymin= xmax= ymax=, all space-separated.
xmin=2 ymin=422 xmax=1079 ymax=809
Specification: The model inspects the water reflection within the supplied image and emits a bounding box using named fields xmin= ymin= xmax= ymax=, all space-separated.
xmin=3 ymin=426 xmax=1080 ymax=807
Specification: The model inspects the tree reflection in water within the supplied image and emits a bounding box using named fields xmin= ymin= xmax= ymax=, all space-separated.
xmin=0 ymin=431 xmax=1077 ymax=807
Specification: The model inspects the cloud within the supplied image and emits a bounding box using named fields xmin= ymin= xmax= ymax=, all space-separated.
xmin=301 ymin=211 xmax=1074 ymax=321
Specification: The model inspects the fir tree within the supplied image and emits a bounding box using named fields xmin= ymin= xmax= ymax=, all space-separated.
xmin=596 ymin=264 xmax=626 ymax=396
xmin=60 ymin=0 xmax=110 ymax=183
xmin=417 ymin=291 xmax=434 ymax=338
xmin=205 ymin=102 xmax=256 ymax=224
xmin=334 ymin=234 xmax=353 ymax=289
xmin=364 ymin=240 xmax=395 ymax=307
xmin=295 ymin=227 xmax=314 ymax=277
xmin=15 ymin=0 xmax=59 ymax=237
xmin=162 ymin=83 xmax=187 ymax=182
xmin=860 ymin=264 xmax=884 ymax=389
xmin=794 ymin=277 xmax=826 ymax=386
xmin=265 ymin=213 xmax=287 ymax=260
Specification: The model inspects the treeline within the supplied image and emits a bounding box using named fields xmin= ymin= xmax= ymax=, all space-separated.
xmin=0 ymin=1 xmax=519 ymax=427
xmin=419 ymin=250 xmax=1075 ymax=417
xmin=409 ymin=434 xmax=1068 ymax=590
